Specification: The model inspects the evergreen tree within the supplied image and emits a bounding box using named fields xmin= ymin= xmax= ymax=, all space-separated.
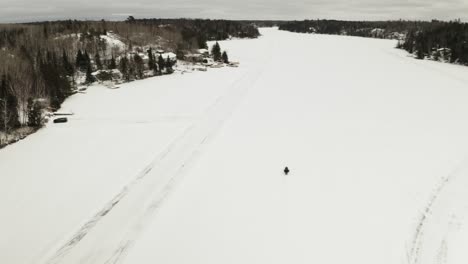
xmin=120 ymin=56 xmax=130 ymax=81
xmin=85 ymin=64 xmax=95 ymax=84
xmin=134 ymin=54 xmax=144 ymax=79
xmin=211 ymin=42 xmax=222 ymax=61
xmin=147 ymin=49 xmax=155 ymax=70
xmin=62 ymin=49 xmax=74 ymax=75
xmin=128 ymin=58 xmax=136 ymax=80
xmin=109 ymin=55 xmax=117 ymax=70
xmin=27 ymin=98 xmax=42 ymax=127
xmin=76 ymin=50 xmax=90 ymax=71
xmin=95 ymin=53 xmax=103 ymax=70
xmin=40 ymin=52 xmax=71 ymax=109
xmin=165 ymin=57 xmax=174 ymax=74
xmin=197 ymin=35 xmax=208 ymax=49
xmin=126 ymin=16 xmax=136 ymax=23
xmin=222 ymin=51 xmax=229 ymax=63
xmin=75 ymin=50 xmax=84 ymax=70
xmin=157 ymin=55 xmax=165 ymax=74
xmin=84 ymin=51 xmax=91 ymax=64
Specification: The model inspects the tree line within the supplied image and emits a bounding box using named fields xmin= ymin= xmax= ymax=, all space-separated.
xmin=278 ymin=19 xmax=468 ymax=65
xmin=128 ymin=18 xmax=260 ymax=45
xmin=278 ymin=19 xmax=432 ymax=39
xmin=398 ymin=20 xmax=468 ymax=63
xmin=0 ymin=18 xmax=258 ymax=138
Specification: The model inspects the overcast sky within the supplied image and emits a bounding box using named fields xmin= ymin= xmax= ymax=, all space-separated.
xmin=0 ymin=0 xmax=467 ymax=23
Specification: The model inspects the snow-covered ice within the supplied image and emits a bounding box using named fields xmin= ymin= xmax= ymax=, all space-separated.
xmin=2 ymin=28 xmax=468 ymax=264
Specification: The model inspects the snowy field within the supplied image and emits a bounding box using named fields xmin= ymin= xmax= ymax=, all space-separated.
xmin=2 ymin=27 xmax=468 ymax=264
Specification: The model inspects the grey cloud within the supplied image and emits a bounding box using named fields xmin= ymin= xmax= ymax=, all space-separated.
xmin=0 ymin=0 xmax=467 ymax=23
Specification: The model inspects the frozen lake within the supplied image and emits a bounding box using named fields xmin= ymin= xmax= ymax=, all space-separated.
xmin=2 ymin=27 xmax=468 ymax=264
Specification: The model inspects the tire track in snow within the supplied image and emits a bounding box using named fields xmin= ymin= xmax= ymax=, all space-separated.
xmin=42 ymin=44 xmax=274 ymax=264
xmin=98 ymin=40 xmax=277 ymax=261
xmin=407 ymin=159 xmax=468 ymax=264
xmin=103 ymin=65 xmax=270 ymax=264
xmin=408 ymin=174 xmax=450 ymax=264
xmin=40 ymin=122 xmax=198 ymax=264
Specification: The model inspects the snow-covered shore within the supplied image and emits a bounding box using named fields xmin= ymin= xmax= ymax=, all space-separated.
xmin=2 ymin=27 xmax=468 ymax=264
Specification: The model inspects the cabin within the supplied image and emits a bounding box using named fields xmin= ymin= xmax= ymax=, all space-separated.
xmin=202 ymin=58 xmax=214 ymax=66
xmin=153 ymin=50 xmax=176 ymax=62
xmin=184 ymin=53 xmax=204 ymax=63
xmin=159 ymin=52 xmax=177 ymax=62
xmin=198 ymin=49 xmax=209 ymax=56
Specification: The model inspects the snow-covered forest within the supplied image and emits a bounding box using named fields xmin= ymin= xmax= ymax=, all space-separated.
xmin=0 ymin=18 xmax=258 ymax=146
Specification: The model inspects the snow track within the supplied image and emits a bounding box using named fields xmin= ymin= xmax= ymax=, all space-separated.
xmin=408 ymin=160 xmax=468 ymax=264
xmin=41 ymin=122 xmax=197 ymax=264
xmin=42 ymin=50 xmax=272 ymax=264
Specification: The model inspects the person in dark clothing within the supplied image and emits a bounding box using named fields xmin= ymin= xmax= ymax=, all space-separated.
xmin=284 ymin=167 xmax=290 ymax=175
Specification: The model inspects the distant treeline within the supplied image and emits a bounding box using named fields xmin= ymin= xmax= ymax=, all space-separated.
xmin=0 ymin=18 xmax=259 ymax=135
xmin=129 ymin=18 xmax=260 ymax=42
xmin=278 ymin=19 xmax=430 ymax=39
xmin=243 ymin=20 xmax=288 ymax=28
xmin=278 ymin=19 xmax=468 ymax=65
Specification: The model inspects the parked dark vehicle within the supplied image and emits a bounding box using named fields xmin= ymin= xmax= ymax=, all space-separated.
xmin=53 ymin=117 xmax=68 ymax=124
